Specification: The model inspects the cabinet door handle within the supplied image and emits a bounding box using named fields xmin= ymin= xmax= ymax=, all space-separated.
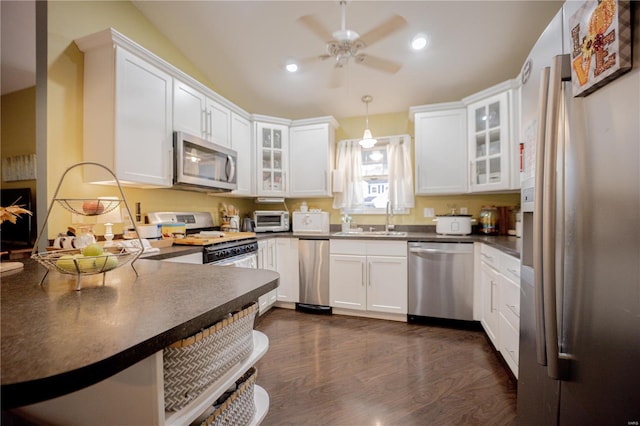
xmin=490 ymin=280 xmax=495 ymax=312
xmin=507 ymin=304 xmax=519 ymax=316
xmin=481 ymin=253 xmax=494 ymax=261
xmin=361 ymin=262 xmax=365 ymax=287
xmin=201 ymin=109 xmax=207 ymax=137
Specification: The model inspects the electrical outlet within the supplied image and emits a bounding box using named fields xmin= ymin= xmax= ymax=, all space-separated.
xmin=460 ymin=207 xmax=468 ymax=214
xmin=424 ymin=208 xmax=435 ymax=217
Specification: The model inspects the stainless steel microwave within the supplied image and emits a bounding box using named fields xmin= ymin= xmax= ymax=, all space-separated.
xmin=253 ymin=210 xmax=290 ymax=232
xmin=173 ymin=131 xmax=237 ymax=192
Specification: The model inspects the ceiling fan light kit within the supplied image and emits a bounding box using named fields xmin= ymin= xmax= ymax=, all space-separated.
xmin=359 ymin=95 xmax=377 ymax=148
xmin=297 ymin=0 xmax=407 ymax=81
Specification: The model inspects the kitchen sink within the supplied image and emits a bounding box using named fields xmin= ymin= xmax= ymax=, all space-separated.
xmin=332 ymin=230 xmax=408 ymax=237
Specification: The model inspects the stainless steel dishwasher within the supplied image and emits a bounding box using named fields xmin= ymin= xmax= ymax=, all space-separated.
xmin=408 ymin=242 xmax=474 ymax=322
xmin=296 ymin=238 xmax=332 ymax=314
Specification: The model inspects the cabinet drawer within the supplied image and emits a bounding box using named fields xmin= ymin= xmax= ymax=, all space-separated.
xmin=479 ymin=244 xmax=501 ymax=270
xmin=500 ymin=253 xmax=521 ymax=283
xmin=366 ymin=241 xmax=406 ymax=257
xmin=330 ymin=239 xmax=368 ymax=255
xmin=501 ymin=274 xmax=520 ymax=330
xmin=500 ymin=315 xmax=519 ymax=378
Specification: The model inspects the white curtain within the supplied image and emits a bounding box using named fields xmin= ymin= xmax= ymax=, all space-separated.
xmin=387 ymin=135 xmax=414 ymax=210
xmin=332 ymin=139 xmax=364 ymax=210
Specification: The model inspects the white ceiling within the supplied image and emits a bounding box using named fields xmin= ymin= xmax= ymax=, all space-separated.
xmin=133 ymin=0 xmax=563 ymax=119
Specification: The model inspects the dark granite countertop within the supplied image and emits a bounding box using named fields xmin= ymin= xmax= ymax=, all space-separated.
xmin=257 ymin=229 xmax=521 ymax=258
xmin=0 ymin=258 xmax=279 ymax=409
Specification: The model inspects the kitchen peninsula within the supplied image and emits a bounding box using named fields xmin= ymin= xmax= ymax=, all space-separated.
xmin=1 ymin=258 xmax=279 ymax=420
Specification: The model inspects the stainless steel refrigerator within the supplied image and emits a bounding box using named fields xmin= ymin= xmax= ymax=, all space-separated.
xmin=518 ymin=2 xmax=639 ymax=424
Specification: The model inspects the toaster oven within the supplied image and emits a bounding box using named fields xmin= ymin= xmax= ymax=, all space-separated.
xmin=253 ymin=210 xmax=289 ymax=232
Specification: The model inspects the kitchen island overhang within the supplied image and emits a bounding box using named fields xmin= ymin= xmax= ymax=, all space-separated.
xmin=1 ymin=258 xmax=279 ymax=410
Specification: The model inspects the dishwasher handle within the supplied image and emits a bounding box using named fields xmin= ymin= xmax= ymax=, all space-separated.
xmin=409 ymin=247 xmax=470 ymax=255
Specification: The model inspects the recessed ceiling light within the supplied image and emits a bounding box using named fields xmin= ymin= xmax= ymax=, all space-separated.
xmin=411 ymin=34 xmax=429 ymax=51
xmin=286 ymin=63 xmax=299 ymax=73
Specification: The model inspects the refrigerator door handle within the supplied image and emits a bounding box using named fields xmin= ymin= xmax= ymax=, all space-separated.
xmin=534 ymin=66 xmax=550 ymax=367
xmin=542 ymin=54 xmax=571 ymax=381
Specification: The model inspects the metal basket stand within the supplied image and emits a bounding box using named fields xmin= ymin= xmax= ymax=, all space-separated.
xmin=31 ymin=162 xmax=144 ymax=290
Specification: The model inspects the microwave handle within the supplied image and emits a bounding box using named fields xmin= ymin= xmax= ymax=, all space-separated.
xmin=226 ymin=155 xmax=236 ymax=183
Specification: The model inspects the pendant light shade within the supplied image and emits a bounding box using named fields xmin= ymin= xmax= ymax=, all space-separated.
xmin=359 ymin=95 xmax=376 ymax=148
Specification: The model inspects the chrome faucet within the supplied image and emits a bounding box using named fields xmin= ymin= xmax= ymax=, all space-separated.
xmin=385 ymin=200 xmax=393 ymax=232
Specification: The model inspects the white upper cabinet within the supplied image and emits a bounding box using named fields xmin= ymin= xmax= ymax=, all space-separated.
xmin=206 ymin=98 xmax=231 ymax=147
xmin=255 ymin=118 xmax=289 ymax=197
xmin=173 ymin=80 xmax=206 ymax=138
xmin=412 ymin=104 xmax=468 ymax=194
xmin=230 ymin=112 xmax=254 ymax=196
xmin=75 ymin=30 xmax=173 ymax=187
xmin=463 ymin=80 xmax=520 ymax=193
xmin=288 ymin=118 xmax=337 ymax=198
xmin=467 ymin=91 xmax=510 ymax=191
xmin=173 ymin=80 xmax=231 ymax=147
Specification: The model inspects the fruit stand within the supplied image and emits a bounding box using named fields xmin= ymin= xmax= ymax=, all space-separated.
xmin=31 ymin=162 xmax=143 ymax=290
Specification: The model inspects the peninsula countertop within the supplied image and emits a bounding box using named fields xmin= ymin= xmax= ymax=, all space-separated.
xmin=1 ymin=258 xmax=279 ymax=409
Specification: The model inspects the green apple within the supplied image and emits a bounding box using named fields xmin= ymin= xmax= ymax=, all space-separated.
xmin=74 ymin=254 xmax=96 ymax=272
xmin=95 ymin=254 xmax=118 ymax=271
xmin=56 ymin=254 xmax=78 ymax=273
xmin=82 ymin=244 xmax=104 ymax=257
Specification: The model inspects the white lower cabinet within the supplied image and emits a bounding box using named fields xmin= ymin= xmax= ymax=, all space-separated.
xmin=478 ymin=243 xmax=520 ymax=377
xmin=275 ymin=237 xmax=299 ymax=305
xmin=257 ymin=239 xmax=277 ymax=314
xmin=15 ymin=331 xmax=270 ymax=426
xmin=479 ymin=259 xmax=501 ymax=348
xmin=330 ymin=240 xmax=407 ymax=318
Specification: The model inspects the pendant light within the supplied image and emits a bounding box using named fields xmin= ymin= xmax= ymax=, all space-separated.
xmin=359 ymin=95 xmax=377 ymax=148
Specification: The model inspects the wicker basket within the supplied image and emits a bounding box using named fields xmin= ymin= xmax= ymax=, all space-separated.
xmin=195 ymin=367 xmax=257 ymax=426
xmin=164 ymin=303 xmax=258 ymax=412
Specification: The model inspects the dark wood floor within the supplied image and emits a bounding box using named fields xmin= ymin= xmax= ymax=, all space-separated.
xmin=255 ymin=308 xmax=517 ymax=426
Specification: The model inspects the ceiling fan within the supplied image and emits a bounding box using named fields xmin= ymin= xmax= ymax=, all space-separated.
xmin=297 ymin=1 xmax=407 ymax=83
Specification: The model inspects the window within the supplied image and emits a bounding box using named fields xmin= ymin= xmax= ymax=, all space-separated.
xmin=333 ymin=134 xmax=414 ymax=215
xmin=360 ymin=145 xmax=389 ymax=209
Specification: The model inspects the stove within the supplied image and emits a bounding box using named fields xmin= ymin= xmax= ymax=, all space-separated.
xmin=147 ymin=211 xmax=258 ymax=265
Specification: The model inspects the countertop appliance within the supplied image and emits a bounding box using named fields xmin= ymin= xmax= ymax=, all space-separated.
xmin=292 ymin=211 xmax=330 ymax=235
xmin=517 ymin=3 xmax=639 ymax=424
xmin=408 ymin=242 xmax=474 ymax=322
xmin=296 ymin=238 xmax=331 ymax=314
xmin=434 ymin=214 xmax=473 ymax=235
xmin=253 ymin=210 xmax=289 ymax=233
xmin=173 ymin=131 xmax=237 ymax=193
xmin=148 ymin=211 xmax=257 ymax=267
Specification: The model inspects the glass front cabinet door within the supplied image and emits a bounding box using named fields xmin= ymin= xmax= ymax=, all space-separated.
xmin=256 ymin=122 xmax=288 ymax=196
xmin=467 ymin=92 xmax=510 ymax=192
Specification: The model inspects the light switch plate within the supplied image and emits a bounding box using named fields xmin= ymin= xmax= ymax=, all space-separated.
xmin=460 ymin=207 xmax=468 ymax=214
xmin=424 ymin=208 xmax=435 ymax=217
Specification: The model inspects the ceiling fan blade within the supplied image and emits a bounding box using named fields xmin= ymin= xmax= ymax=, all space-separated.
xmin=297 ymin=15 xmax=333 ymax=42
xmin=356 ymin=54 xmax=402 ymax=74
xmin=358 ymin=15 xmax=407 ymax=47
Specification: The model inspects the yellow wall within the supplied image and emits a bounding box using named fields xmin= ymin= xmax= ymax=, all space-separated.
xmin=1 ymin=86 xmax=37 ymax=197
xmin=45 ymin=1 xmax=519 ymax=239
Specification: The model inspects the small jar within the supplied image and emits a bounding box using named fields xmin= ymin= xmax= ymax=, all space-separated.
xmin=479 ymin=206 xmax=499 ymax=235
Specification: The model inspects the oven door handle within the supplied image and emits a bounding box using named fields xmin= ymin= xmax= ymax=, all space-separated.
xmin=209 ymin=252 xmax=257 ymax=267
